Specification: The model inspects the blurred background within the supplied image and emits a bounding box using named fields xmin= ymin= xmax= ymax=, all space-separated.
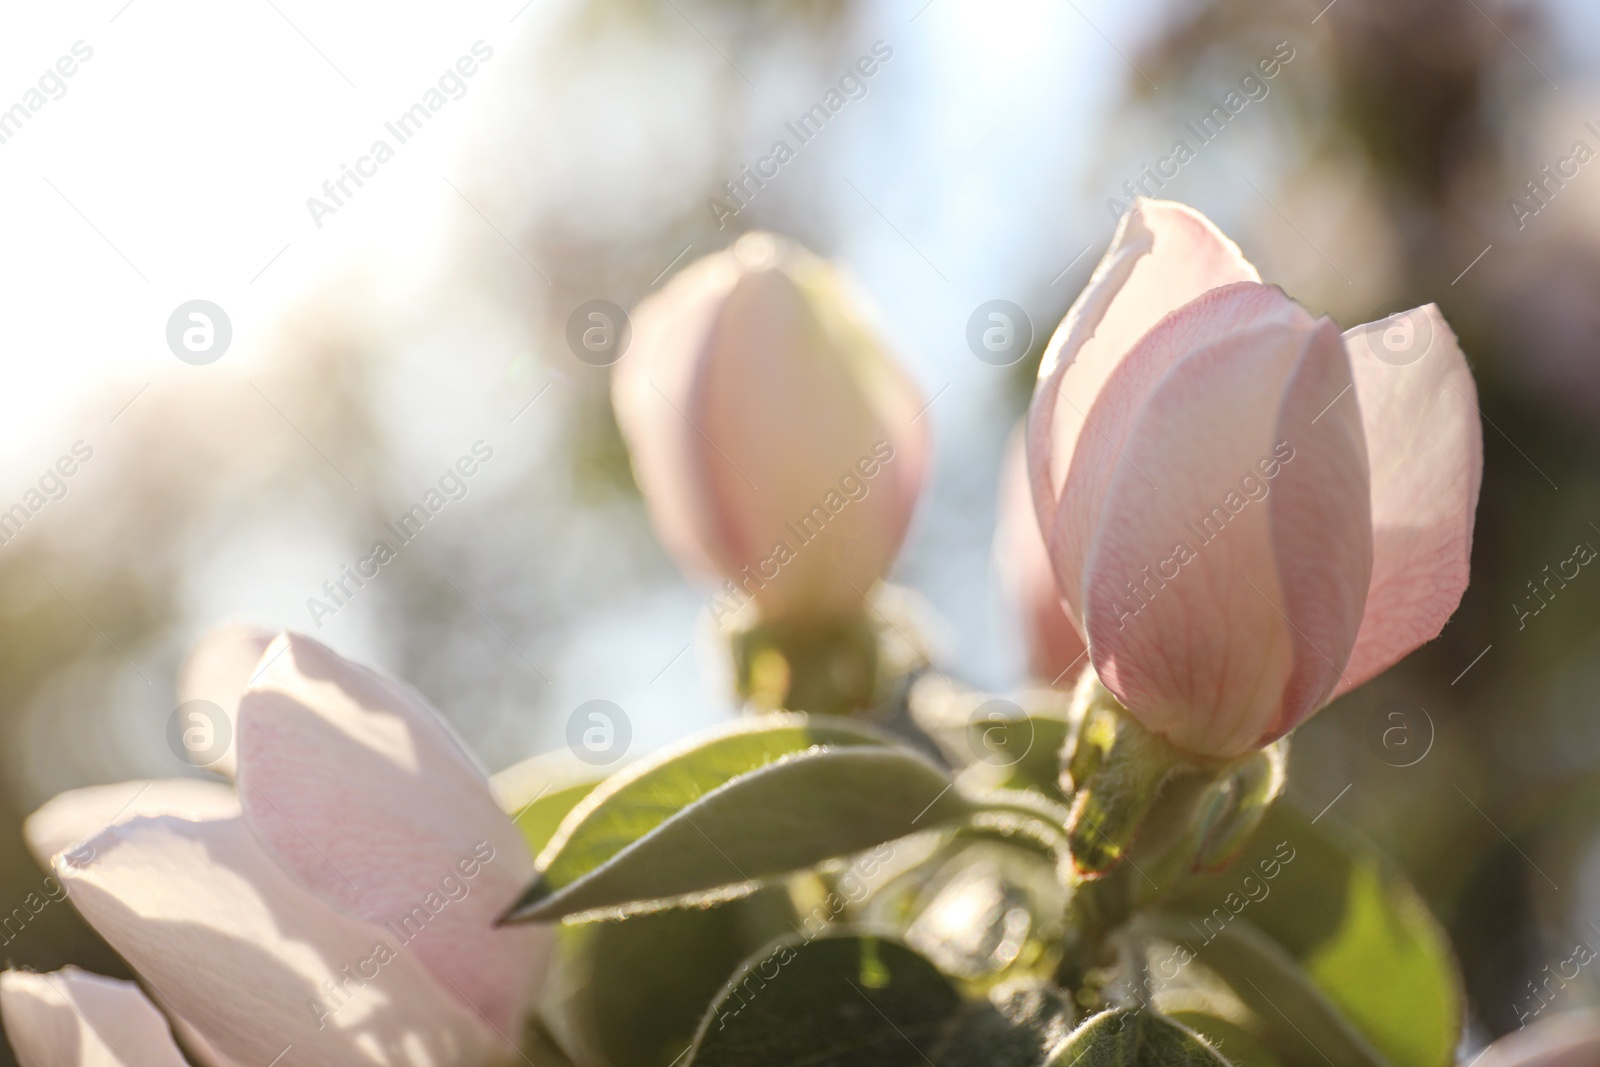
xmin=0 ymin=0 xmax=1597 ymax=1059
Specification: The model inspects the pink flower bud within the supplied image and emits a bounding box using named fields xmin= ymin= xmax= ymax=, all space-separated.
xmin=995 ymin=425 xmax=1086 ymax=686
xmin=614 ymin=233 xmax=929 ymax=624
xmin=1026 ymin=199 xmax=1482 ymax=758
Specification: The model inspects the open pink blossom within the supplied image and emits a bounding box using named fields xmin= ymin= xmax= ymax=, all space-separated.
xmin=1027 ymin=198 xmax=1482 ymax=758
xmin=613 ymin=232 xmax=930 ymax=626
xmin=995 ymin=426 xmax=1087 ymax=686
xmin=2 ymin=626 xmax=554 ymax=1067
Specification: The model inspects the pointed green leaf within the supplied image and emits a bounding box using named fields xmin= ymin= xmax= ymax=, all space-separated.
xmin=937 ymin=983 xmax=1077 ymax=1066
xmin=490 ymin=750 xmax=607 ymax=855
xmin=687 ymin=932 xmax=963 ymax=1067
xmin=540 ymin=886 xmax=797 ymax=1067
xmin=1164 ymin=1014 xmax=1284 ymax=1067
xmin=1045 ymin=1009 xmax=1233 ymax=1066
xmin=505 ymin=715 xmax=972 ymax=922
xmin=1135 ymin=915 xmax=1391 ymax=1067
xmin=1159 ymin=802 xmax=1463 ymax=1067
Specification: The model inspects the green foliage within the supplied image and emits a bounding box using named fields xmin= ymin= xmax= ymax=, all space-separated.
xmin=1046 ymin=1009 xmax=1232 ymax=1065
xmin=512 ymin=778 xmax=603 ymax=855
xmin=1154 ymin=803 xmax=1463 ymax=1067
xmin=506 ymin=714 xmax=973 ymax=922
xmin=686 ymin=932 xmax=963 ymax=1067
xmin=1165 ymin=1014 xmax=1283 ymax=1067
xmin=496 ymin=697 xmax=1463 ymax=1067
xmin=540 ymin=886 xmax=798 ymax=1067
xmin=936 ymin=983 xmax=1078 ymax=1066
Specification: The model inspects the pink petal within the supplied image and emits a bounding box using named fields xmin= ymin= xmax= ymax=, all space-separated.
xmin=1082 ymin=316 xmax=1371 ymax=758
xmin=1478 ymin=1011 xmax=1600 ymax=1067
xmin=236 ymin=633 xmax=545 ymax=1035
xmin=616 ymin=236 xmax=929 ymax=620
xmin=1336 ymin=305 xmax=1483 ymax=694
xmin=24 ymin=779 xmax=237 ymax=869
xmin=1027 ymin=198 xmax=1259 ymax=593
xmin=994 ymin=426 xmax=1085 ymax=685
xmin=54 ymin=811 xmax=497 ymax=1067
xmin=691 ymin=257 xmax=928 ymax=618
xmin=1 ymin=968 xmax=187 ymax=1067
xmin=612 ymin=249 xmax=742 ymax=584
xmin=1049 ymin=282 xmax=1304 ymax=623
xmin=177 ymin=623 xmax=278 ymax=778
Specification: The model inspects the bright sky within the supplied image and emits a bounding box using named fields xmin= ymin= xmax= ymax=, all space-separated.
xmin=0 ymin=0 xmax=560 ymax=473
xmin=3 ymin=0 xmax=1574 ymax=771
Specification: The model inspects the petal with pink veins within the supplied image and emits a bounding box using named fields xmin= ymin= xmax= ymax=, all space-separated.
xmin=1082 ymin=317 xmax=1371 ymax=758
xmin=1028 ymin=199 xmax=1259 ymax=563
xmin=1049 ymin=282 xmax=1304 ymax=623
xmin=236 ymin=632 xmax=545 ymax=1035
xmin=55 ymin=810 xmax=497 ymax=1067
xmin=1336 ymin=304 xmax=1483 ymax=695
xmin=1 ymin=967 xmax=188 ymax=1067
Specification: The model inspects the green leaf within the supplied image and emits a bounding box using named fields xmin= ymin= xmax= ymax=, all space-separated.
xmin=1134 ymin=915 xmax=1391 ymax=1067
xmin=539 ymin=885 xmax=797 ymax=1067
xmin=966 ymin=711 xmax=1075 ymax=799
xmin=490 ymin=750 xmax=607 ymax=855
xmin=1045 ymin=1009 xmax=1233 ymax=1065
xmin=1164 ymin=1013 xmax=1283 ymax=1067
xmin=687 ymin=932 xmax=963 ymax=1067
xmin=936 ymin=983 xmax=1077 ymax=1066
xmin=512 ymin=779 xmax=603 ymax=856
xmin=865 ymin=835 xmax=1070 ymax=989
xmin=908 ymin=678 xmax=1076 ymax=801
xmin=1159 ymin=802 xmax=1463 ymax=1067
xmin=505 ymin=715 xmax=972 ymax=922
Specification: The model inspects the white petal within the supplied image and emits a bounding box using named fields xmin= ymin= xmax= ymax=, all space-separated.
xmin=1337 ymin=305 xmax=1483 ymax=694
xmin=1 ymin=968 xmax=187 ymax=1067
xmin=1027 ymin=198 xmax=1259 ymax=582
xmin=236 ymin=633 xmax=546 ymax=1035
xmin=24 ymin=779 xmax=235 ymax=870
xmin=55 ymin=811 xmax=499 ymax=1067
